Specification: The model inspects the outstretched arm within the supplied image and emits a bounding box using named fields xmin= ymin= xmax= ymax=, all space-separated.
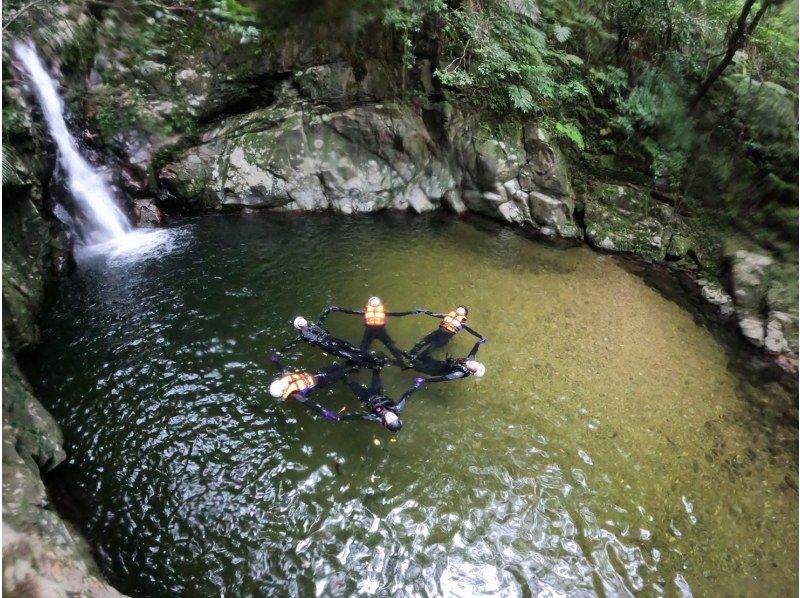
xmin=340 ymin=411 xmax=382 ymax=422
xmin=319 ymin=306 xmax=363 ymax=323
xmin=463 ymin=324 xmax=484 ymax=340
xmin=396 ymin=378 xmax=425 ymax=412
xmin=414 ymin=308 xmax=445 ymax=319
xmin=395 ymin=381 xmax=423 ymax=412
xmin=421 ymin=370 xmax=468 ymax=384
xmin=292 ymin=390 xmax=340 ymax=421
xmin=467 ymin=340 xmax=484 ymax=360
xmin=385 ymin=310 xmax=417 ymax=317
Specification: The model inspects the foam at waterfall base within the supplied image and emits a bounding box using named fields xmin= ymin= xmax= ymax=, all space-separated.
xmin=75 ymin=227 xmax=193 ymax=265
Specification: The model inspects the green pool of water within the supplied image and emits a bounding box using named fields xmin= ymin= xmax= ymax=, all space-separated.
xmin=33 ymin=213 xmax=797 ymax=596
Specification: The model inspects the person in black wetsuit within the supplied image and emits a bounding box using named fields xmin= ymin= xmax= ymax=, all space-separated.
xmin=267 ymin=353 xmax=356 ymax=421
xmin=408 ymin=305 xmax=486 ymax=359
xmin=337 ymin=369 xmax=425 ymax=432
xmin=277 ymin=316 xmax=389 ymax=370
xmin=410 ymin=339 xmax=487 ymax=383
xmin=319 ymin=296 xmax=416 ymax=364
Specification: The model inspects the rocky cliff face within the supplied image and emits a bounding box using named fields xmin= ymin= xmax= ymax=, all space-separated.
xmin=2 ymin=140 xmax=122 ymax=598
xmin=67 ymin=4 xmax=793 ymax=361
xmin=2 ymin=5 xmax=124 ymax=595
xmin=0 ymin=1 xmax=796 ymax=593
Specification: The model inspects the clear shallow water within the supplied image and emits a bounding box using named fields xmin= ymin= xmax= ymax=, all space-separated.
xmin=32 ymin=213 xmax=797 ymax=597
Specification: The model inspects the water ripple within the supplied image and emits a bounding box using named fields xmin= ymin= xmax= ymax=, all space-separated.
xmin=32 ymin=214 xmax=798 ymax=597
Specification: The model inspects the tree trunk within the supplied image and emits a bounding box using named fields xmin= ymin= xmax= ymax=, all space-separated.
xmin=689 ymin=0 xmax=777 ymax=111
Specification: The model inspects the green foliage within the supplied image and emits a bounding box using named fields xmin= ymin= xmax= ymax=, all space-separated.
xmin=4 ymin=0 xmax=794 ymax=245
xmin=724 ymin=75 xmax=797 ymax=142
xmin=375 ymin=0 xmax=798 ymax=243
xmin=90 ymin=87 xmax=146 ymax=144
xmin=553 ymin=121 xmax=585 ymax=150
xmin=508 ymin=85 xmax=534 ymax=112
xmin=382 ymin=0 xmax=593 ymax=133
xmin=539 ymin=116 xmax=586 ymax=149
xmin=382 ymin=1 xmax=428 ymax=69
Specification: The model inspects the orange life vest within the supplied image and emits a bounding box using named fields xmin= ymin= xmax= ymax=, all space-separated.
xmin=440 ymin=310 xmax=466 ymax=333
xmin=280 ymin=372 xmax=317 ymax=399
xmin=364 ymin=302 xmax=386 ymax=326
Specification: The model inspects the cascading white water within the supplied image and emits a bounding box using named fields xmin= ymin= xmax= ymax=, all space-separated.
xmin=13 ymin=41 xmax=132 ymax=245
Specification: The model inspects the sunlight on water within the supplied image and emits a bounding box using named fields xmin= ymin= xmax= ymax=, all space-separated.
xmin=33 ymin=214 xmax=797 ymax=597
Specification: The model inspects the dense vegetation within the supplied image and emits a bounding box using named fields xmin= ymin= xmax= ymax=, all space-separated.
xmin=378 ymin=0 xmax=798 ymax=246
xmin=3 ymin=0 xmax=797 ymax=251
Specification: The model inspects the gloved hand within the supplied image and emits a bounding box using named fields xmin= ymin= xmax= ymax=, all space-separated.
xmin=479 ymin=336 xmax=488 ymax=344
xmin=414 ymin=377 xmax=425 ymax=388
xmin=269 ymin=352 xmax=281 ymax=363
xmin=329 ymin=306 xmax=341 ymax=312
xmin=413 ymin=308 xmax=425 ymax=314
xmin=321 ymin=408 xmax=340 ymax=422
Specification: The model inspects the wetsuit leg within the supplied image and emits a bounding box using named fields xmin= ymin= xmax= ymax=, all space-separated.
xmin=427 ymin=330 xmax=453 ymax=351
xmin=375 ymin=327 xmax=408 ymax=362
xmin=409 ymin=356 xmax=450 ymax=376
xmin=346 ymin=380 xmax=372 ymax=405
xmin=409 ymin=329 xmax=440 ymax=357
xmin=320 ymin=336 xmax=387 ymax=370
xmin=412 ymin=329 xmax=453 ymax=359
xmin=360 ymin=327 xmax=380 ymax=352
xmin=369 ymin=369 xmax=383 ymax=393
xmin=315 ymin=364 xmax=356 ymax=389
xmin=346 ymin=349 xmax=387 ymax=370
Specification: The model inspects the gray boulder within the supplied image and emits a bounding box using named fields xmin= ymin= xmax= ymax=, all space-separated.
xmin=520 ymin=125 xmax=573 ymax=198
xmin=132 ymin=198 xmax=165 ymax=228
xmin=159 ymin=101 xmax=456 ymax=214
xmin=698 ymin=279 xmax=736 ymax=319
xmin=729 ymin=249 xmax=774 ymax=314
xmin=528 ymin=191 xmax=580 ymax=238
xmin=583 ymin=183 xmax=689 ymax=261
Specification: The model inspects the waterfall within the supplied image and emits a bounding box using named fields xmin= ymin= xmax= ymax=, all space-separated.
xmin=13 ymin=41 xmax=132 ymax=245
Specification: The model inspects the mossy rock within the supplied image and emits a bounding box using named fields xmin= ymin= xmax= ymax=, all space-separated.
xmin=666 ymin=233 xmax=694 ymax=259
xmin=583 ymin=201 xmax=667 ymax=261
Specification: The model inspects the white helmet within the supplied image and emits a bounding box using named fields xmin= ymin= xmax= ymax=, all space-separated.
xmin=383 ymin=410 xmax=402 ymax=432
xmin=269 ymin=377 xmax=289 ymax=398
xmin=466 ymin=360 xmax=485 ymax=378
xmin=293 ymin=316 xmax=308 ymax=330
xmin=368 ymin=296 xmax=381 ymax=307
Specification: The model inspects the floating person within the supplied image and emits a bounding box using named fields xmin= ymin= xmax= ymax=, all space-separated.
xmin=338 ymin=370 xmax=425 ymax=432
xmin=278 ymin=316 xmax=389 ymax=370
xmin=267 ymin=353 xmax=357 ymax=421
xmin=319 ymin=296 xmax=417 ymax=364
xmin=409 ymin=338 xmax=487 ymax=383
xmin=408 ymin=305 xmax=486 ymax=359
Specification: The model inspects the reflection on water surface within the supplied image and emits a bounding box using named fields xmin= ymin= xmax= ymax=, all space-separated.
xmin=34 ymin=213 xmax=798 ymax=597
